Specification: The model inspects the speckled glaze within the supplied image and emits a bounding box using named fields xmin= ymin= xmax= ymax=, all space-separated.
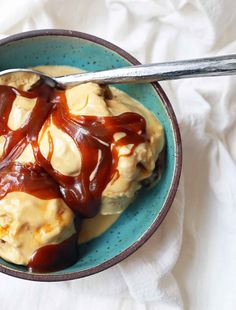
xmin=0 ymin=30 xmax=182 ymax=281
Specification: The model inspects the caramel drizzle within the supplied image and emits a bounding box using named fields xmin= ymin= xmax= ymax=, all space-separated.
xmin=0 ymin=83 xmax=146 ymax=217
xmin=0 ymin=82 xmax=147 ymax=272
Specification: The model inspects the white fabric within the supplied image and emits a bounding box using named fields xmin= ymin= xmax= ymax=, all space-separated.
xmin=0 ymin=0 xmax=236 ymax=309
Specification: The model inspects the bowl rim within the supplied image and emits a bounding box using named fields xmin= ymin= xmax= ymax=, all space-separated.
xmin=0 ymin=29 xmax=182 ymax=282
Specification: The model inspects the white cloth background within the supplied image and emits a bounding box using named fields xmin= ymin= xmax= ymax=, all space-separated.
xmin=0 ymin=0 xmax=236 ymax=309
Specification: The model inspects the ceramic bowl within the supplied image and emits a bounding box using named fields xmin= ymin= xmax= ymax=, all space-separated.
xmin=0 ymin=29 xmax=182 ymax=281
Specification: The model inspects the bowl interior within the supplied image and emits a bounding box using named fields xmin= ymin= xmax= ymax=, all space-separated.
xmin=0 ymin=33 xmax=179 ymax=279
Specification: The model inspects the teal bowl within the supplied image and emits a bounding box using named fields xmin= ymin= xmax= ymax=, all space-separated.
xmin=0 ymin=30 xmax=182 ymax=281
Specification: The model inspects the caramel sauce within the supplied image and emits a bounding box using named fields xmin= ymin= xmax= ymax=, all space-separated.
xmin=28 ymin=234 xmax=79 ymax=273
xmin=0 ymin=82 xmax=147 ymax=272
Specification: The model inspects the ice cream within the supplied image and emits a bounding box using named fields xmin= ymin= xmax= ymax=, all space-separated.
xmin=0 ymin=65 xmax=164 ymax=271
xmin=0 ymin=192 xmax=75 ymax=265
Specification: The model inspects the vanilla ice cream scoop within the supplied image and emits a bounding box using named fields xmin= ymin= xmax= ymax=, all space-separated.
xmin=36 ymin=67 xmax=164 ymax=214
xmin=0 ymin=192 xmax=75 ymax=265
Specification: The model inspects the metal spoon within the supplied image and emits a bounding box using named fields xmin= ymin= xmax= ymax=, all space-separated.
xmin=0 ymin=54 xmax=236 ymax=89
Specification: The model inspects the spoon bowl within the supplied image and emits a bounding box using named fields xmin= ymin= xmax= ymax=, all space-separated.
xmin=0 ymin=68 xmax=58 ymax=89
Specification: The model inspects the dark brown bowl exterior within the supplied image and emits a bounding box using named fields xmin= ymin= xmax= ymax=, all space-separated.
xmin=0 ymin=29 xmax=182 ymax=281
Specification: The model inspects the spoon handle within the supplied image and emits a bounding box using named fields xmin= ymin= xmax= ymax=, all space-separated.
xmin=56 ymin=54 xmax=236 ymax=87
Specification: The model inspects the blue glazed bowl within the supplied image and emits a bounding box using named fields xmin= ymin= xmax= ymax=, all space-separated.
xmin=0 ymin=30 xmax=182 ymax=281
